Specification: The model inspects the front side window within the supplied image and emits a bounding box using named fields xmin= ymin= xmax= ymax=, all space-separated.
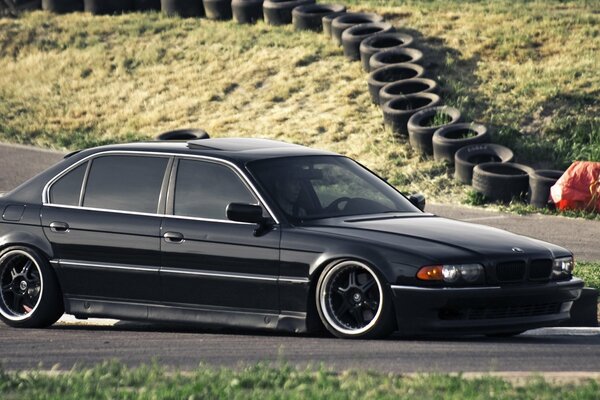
xmin=248 ymin=155 xmax=419 ymax=222
xmin=83 ymin=155 xmax=168 ymax=213
xmin=49 ymin=161 xmax=88 ymax=206
xmin=173 ymin=159 xmax=256 ymax=220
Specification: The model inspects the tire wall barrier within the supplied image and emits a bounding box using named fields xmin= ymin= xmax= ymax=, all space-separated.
xmin=360 ymin=33 xmax=415 ymax=72
xmin=135 ymin=0 xmax=160 ymax=11
xmin=38 ymin=0 xmax=560 ymax=212
xmin=161 ymin=0 xmax=205 ymax=17
xmin=292 ymin=4 xmax=346 ymax=32
xmin=203 ymin=0 xmax=232 ymax=20
xmin=341 ymin=22 xmax=394 ymax=61
xmin=232 ymin=0 xmax=263 ymax=24
xmin=263 ymin=0 xmax=314 ymax=26
xmin=42 ymin=0 xmax=83 ymax=13
xmin=382 ymin=93 xmax=442 ymax=136
xmin=454 ymin=143 xmax=514 ymax=185
xmin=330 ymin=12 xmax=384 ymax=45
xmin=84 ymin=0 xmax=134 ymax=14
xmin=472 ymin=162 xmax=534 ymax=203
xmin=432 ymin=123 xmax=490 ymax=163
xmin=407 ymin=106 xmax=462 ymax=156
xmin=529 ymin=169 xmax=564 ymax=208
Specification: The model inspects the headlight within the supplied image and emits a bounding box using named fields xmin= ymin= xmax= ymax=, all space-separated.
xmin=552 ymin=257 xmax=574 ymax=279
xmin=417 ymin=264 xmax=484 ymax=284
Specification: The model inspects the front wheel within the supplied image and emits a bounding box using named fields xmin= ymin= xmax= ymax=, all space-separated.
xmin=0 ymin=247 xmax=63 ymax=328
xmin=316 ymin=260 xmax=395 ymax=339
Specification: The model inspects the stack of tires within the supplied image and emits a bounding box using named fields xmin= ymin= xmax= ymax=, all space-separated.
xmin=36 ymin=0 xmax=563 ymax=209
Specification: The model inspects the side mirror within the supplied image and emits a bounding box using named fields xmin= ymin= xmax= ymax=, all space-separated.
xmin=226 ymin=203 xmax=265 ymax=224
xmin=408 ymin=193 xmax=426 ymax=211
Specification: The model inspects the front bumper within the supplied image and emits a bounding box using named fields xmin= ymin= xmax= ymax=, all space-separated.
xmin=390 ymin=278 xmax=584 ymax=335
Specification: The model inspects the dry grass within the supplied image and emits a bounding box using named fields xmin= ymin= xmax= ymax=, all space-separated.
xmin=0 ymin=1 xmax=598 ymax=202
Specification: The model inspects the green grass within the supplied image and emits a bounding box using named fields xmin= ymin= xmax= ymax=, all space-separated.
xmin=1 ymin=362 xmax=599 ymax=399
xmin=574 ymin=261 xmax=600 ymax=290
xmin=0 ymin=1 xmax=598 ymax=207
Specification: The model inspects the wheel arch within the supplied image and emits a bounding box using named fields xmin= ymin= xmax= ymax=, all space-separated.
xmin=0 ymin=231 xmax=54 ymax=262
xmin=304 ymin=249 xmax=398 ymax=333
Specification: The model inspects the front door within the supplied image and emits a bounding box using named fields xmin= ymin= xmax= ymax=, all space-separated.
xmin=160 ymin=158 xmax=280 ymax=312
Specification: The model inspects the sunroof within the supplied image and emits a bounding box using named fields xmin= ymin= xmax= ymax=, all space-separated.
xmin=187 ymin=138 xmax=302 ymax=151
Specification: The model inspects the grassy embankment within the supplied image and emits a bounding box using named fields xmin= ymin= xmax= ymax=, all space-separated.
xmin=1 ymin=362 xmax=599 ymax=399
xmin=0 ymin=1 xmax=598 ymax=211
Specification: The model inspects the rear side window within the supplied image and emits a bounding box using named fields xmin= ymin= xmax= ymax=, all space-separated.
xmin=174 ymin=159 xmax=256 ymax=220
xmin=49 ymin=162 xmax=88 ymax=206
xmin=83 ymin=155 xmax=168 ymax=213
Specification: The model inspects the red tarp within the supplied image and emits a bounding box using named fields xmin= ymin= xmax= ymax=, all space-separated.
xmin=550 ymin=161 xmax=600 ymax=212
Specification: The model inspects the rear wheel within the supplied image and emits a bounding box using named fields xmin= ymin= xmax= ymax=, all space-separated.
xmin=0 ymin=247 xmax=63 ymax=328
xmin=316 ymin=260 xmax=395 ymax=339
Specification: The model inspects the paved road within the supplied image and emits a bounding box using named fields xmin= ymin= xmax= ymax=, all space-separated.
xmin=0 ymin=323 xmax=599 ymax=372
xmin=1 ymin=142 xmax=598 ymax=261
xmin=0 ymin=142 xmax=599 ymax=373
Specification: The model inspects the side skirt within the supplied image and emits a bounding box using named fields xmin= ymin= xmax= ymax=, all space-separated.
xmin=65 ymin=297 xmax=308 ymax=333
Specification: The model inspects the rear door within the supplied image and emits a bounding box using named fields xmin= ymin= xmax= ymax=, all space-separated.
xmin=42 ymin=153 xmax=170 ymax=302
xmin=160 ymin=157 xmax=280 ymax=312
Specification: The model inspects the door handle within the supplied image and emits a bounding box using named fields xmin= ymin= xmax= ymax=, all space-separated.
xmin=163 ymin=231 xmax=184 ymax=243
xmin=49 ymin=221 xmax=70 ymax=233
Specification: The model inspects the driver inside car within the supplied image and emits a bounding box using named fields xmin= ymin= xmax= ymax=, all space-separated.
xmin=274 ymin=169 xmax=308 ymax=218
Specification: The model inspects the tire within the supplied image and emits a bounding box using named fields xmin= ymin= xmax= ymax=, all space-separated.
xmin=322 ymin=10 xmax=346 ymax=37
xmin=315 ymin=260 xmax=395 ymax=339
xmin=367 ymin=63 xmax=425 ymax=104
xmin=292 ymin=4 xmax=345 ymax=32
xmin=0 ymin=246 xmax=63 ymax=328
xmin=379 ymin=77 xmax=438 ymax=107
xmin=2 ymin=0 xmax=40 ymax=14
xmin=529 ymin=169 xmax=564 ymax=208
xmin=161 ymin=0 xmax=204 ymax=17
xmin=84 ymin=0 xmax=134 ymax=14
xmin=330 ymin=12 xmax=384 ymax=46
xmin=263 ymin=0 xmax=314 ymax=26
xmin=134 ymin=0 xmax=160 ymax=11
xmin=407 ymin=106 xmax=462 ymax=156
xmin=203 ymin=0 xmax=232 ymax=20
xmin=360 ymin=33 xmax=414 ymax=72
xmin=381 ymin=93 xmax=442 ymax=136
xmin=155 ymin=128 xmax=210 ymax=141
xmin=369 ymin=47 xmax=423 ymax=72
xmin=42 ymin=0 xmax=83 ymax=13
xmin=232 ymin=0 xmax=263 ymax=24
xmin=341 ymin=22 xmax=394 ymax=61
xmin=454 ymin=144 xmax=514 ymax=185
xmin=432 ymin=123 xmax=491 ymax=164
xmin=472 ymin=162 xmax=534 ymax=203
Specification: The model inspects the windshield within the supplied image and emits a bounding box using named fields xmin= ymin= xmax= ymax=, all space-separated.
xmin=247 ymin=155 xmax=419 ymax=222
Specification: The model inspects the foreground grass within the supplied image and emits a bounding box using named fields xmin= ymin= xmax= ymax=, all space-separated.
xmin=575 ymin=262 xmax=600 ymax=291
xmin=0 ymin=1 xmax=598 ymax=203
xmin=1 ymin=362 xmax=599 ymax=399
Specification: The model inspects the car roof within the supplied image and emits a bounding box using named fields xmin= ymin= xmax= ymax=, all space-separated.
xmin=75 ymin=138 xmax=337 ymax=163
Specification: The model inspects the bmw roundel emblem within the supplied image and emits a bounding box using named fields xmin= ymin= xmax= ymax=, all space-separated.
xmin=512 ymin=247 xmax=524 ymax=253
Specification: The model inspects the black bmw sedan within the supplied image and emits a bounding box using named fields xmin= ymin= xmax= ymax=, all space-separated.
xmin=0 ymin=138 xmax=583 ymax=339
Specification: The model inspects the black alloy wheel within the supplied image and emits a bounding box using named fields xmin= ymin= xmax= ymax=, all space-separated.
xmin=316 ymin=260 xmax=394 ymax=339
xmin=0 ymin=247 xmax=63 ymax=328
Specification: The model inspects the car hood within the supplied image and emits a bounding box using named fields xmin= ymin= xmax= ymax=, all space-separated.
xmin=303 ymin=214 xmax=566 ymax=262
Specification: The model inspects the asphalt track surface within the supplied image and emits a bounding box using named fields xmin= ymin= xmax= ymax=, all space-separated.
xmin=0 ymin=142 xmax=599 ymax=372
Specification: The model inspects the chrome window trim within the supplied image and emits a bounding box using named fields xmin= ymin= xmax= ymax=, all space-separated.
xmin=59 ymin=260 xmax=159 ymax=273
xmin=42 ymin=150 xmax=280 ymax=224
xmin=161 ymin=267 xmax=278 ymax=282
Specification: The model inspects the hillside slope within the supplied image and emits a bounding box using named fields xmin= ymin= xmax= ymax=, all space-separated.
xmin=0 ymin=1 xmax=598 ymax=203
